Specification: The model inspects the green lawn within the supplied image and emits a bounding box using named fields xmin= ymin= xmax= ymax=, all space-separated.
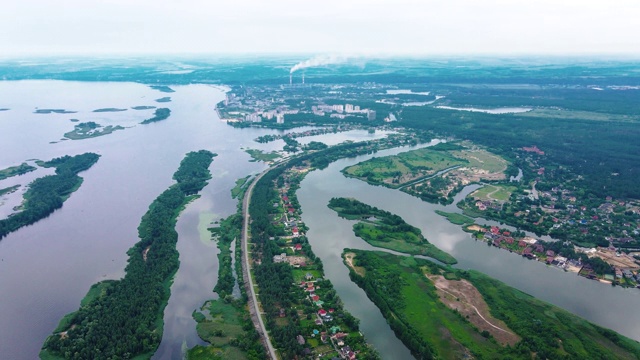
xmin=471 ymin=184 xmax=516 ymax=202
xmin=435 ymin=210 xmax=475 ymax=225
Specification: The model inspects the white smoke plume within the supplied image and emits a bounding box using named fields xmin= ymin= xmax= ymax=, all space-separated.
xmin=290 ymin=55 xmax=352 ymax=74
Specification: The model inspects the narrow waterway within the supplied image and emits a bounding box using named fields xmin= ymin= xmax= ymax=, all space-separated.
xmin=297 ymin=142 xmax=640 ymax=360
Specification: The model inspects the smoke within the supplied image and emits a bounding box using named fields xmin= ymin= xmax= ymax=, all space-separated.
xmin=289 ymin=55 xmax=352 ymax=74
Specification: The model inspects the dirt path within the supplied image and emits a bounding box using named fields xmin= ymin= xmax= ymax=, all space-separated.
xmin=427 ymin=274 xmax=520 ymax=346
xmin=343 ymin=252 xmax=365 ymax=277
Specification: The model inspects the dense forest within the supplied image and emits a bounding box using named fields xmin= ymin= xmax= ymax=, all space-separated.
xmin=400 ymin=103 xmax=640 ymax=199
xmin=41 ymin=150 xmax=215 ymax=360
xmin=0 ymin=162 xmax=36 ymax=180
xmin=0 ymin=153 xmax=100 ymax=239
xmin=140 ymin=108 xmax=171 ymax=124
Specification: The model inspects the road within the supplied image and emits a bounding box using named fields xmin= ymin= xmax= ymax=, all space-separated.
xmin=242 ymin=168 xmax=278 ymax=360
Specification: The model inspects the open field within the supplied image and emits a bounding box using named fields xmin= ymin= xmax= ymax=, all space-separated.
xmin=342 ymin=144 xmax=467 ymax=187
xmin=471 ymin=184 xmax=516 ymax=202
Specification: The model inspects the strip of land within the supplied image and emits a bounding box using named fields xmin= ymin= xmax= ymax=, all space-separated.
xmin=41 ymin=150 xmax=215 ymax=360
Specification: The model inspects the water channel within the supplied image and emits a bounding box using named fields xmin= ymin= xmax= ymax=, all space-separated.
xmin=0 ymin=80 xmax=392 ymax=359
xmin=1 ymin=80 xmax=638 ymax=359
xmin=297 ymin=143 xmax=640 ymax=359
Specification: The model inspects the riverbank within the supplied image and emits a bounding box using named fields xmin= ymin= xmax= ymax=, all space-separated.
xmin=345 ymin=249 xmax=640 ymax=359
xmin=329 ymin=197 xmax=457 ymax=264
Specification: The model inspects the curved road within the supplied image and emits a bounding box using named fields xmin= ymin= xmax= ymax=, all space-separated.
xmin=242 ymin=168 xmax=278 ymax=360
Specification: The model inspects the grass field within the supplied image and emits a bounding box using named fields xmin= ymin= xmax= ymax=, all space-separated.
xmin=451 ymin=149 xmax=508 ymax=174
xmin=342 ymin=146 xmax=467 ymax=187
xmin=471 ymin=184 xmax=516 ymax=202
xmin=435 ymin=210 xmax=475 ymax=225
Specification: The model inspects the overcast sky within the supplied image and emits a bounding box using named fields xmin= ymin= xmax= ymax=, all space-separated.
xmin=2 ymin=0 xmax=640 ymax=57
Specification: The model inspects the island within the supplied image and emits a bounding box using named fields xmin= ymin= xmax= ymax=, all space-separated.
xmin=328 ymin=197 xmax=457 ymax=264
xmin=92 ymin=108 xmax=127 ymax=112
xmin=63 ymin=121 xmax=125 ymax=140
xmin=0 ymin=162 xmax=36 ymax=180
xmin=244 ymin=149 xmax=281 ymax=163
xmin=0 ymin=153 xmax=100 ymax=239
xmin=41 ymin=150 xmax=216 ymax=360
xmin=140 ymin=108 xmax=171 ymax=124
xmin=149 ymin=85 xmax=175 ymax=93
xmin=155 ymin=97 xmax=171 ymax=103
xmin=34 ymin=109 xmax=77 ymax=114
xmin=131 ymin=105 xmax=156 ymax=110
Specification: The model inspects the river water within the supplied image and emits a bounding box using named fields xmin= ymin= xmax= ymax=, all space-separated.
xmin=1 ymin=80 xmax=638 ymax=360
xmin=0 ymin=80 xmax=393 ymax=360
xmin=297 ymin=143 xmax=640 ymax=359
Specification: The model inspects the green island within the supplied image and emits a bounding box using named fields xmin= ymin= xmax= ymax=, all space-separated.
xmin=231 ymin=176 xmax=250 ymax=199
xmin=0 ymin=184 xmax=20 ymax=196
xmin=328 ymin=197 xmax=457 ymax=264
xmin=344 ymin=249 xmax=640 ymax=360
xmin=155 ymin=97 xmax=172 ymax=103
xmin=0 ymin=162 xmax=36 ymax=180
xmin=149 ymin=85 xmax=175 ymax=93
xmin=63 ymin=121 xmax=125 ymax=140
xmin=69 ymin=118 xmax=79 ymax=122
xmin=434 ymin=210 xmax=475 ymax=225
xmin=0 ymin=108 xmax=9 ymax=111
xmin=342 ymin=142 xmax=511 ymax=204
xmin=140 ymin=108 xmax=171 ymax=124
xmin=0 ymin=153 xmax=99 ymax=240
xmin=34 ymin=109 xmax=77 ymax=114
xmin=188 ymin=208 xmax=265 ymax=360
xmin=92 ymin=108 xmax=127 ymax=112
xmin=41 ymin=150 xmax=216 ymax=360
xmin=244 ymin=149 xmax=281 ymax=163
xmin=132 ymin=106 xmax=156 ymax=110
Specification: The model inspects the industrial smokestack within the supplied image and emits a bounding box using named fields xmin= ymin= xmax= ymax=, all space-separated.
xmin=302 ymin=73 xmax=305 ymax=85
xmin=289 ymin=74 xmax=292 ymax=86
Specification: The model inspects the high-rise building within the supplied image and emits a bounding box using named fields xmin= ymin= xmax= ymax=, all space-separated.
xmin=345 ymin=104 xmax=354 ymax=113
xmin=276 ymin=114 xmax=285 ymax=124
xmin=367 ymin=110 xmax=376 ymax=121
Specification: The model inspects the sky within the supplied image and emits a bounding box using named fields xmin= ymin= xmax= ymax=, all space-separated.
xmin=2 ymin=0 xmax=640 ymax=57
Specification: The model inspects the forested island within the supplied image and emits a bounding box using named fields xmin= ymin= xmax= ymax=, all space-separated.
xmin=0 ymin=162 xmax=36 ymax=180
xmin=41 ymin=150 xmax=215 ymax=360
xmin=328 ymin=197 xmax=457 ymax=264
xmin=0 ymin=153 xmax=99 ymax=239
xmin=140 ymin=108 xmax=171 ymax=124
xmin=92 ymin=108 xmax=127 ymax=112
xmin=155 ymin=97 xmax=171 ymax=103
xmin=345 ymin=249 xmax=640 ymax=359
xmin=63 ymin=121 xmax=125 ymax=140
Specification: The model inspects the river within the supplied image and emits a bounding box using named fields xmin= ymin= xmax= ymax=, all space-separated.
xmin=297 ymin=143 xmax=640 ymax=359
xmin=1 ymin=80 xmax=638 ymax=360
xmin=0 ymin=80 xmax=393 ymax=360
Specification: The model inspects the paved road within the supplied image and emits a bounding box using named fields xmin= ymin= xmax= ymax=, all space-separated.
xmin=242 ymin=168 xmax=278 ymax=360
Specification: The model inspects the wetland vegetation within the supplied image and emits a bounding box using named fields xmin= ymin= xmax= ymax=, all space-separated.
xmin=328 ymin=197 xmax=457 ymax=264
xmin=345 ymin=249 xmax=640 ymax=360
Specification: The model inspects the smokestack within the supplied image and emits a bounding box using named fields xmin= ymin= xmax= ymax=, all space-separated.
xmin=302 ymin=73 xmax=305 ymax=85
xmin=289 ymin=74 xmax=292 ymax=86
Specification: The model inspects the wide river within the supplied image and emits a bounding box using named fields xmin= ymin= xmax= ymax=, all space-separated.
xmin=0 ymin=80 xmax=392 ymax=360
xmin=0 ymin=81 xmax=638 ymax=360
